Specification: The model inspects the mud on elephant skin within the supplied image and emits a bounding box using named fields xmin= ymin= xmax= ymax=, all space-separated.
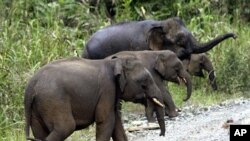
xmin=106 ymin=50 xmax=192 ymax=122
xmin=182 ymin=53 xmax=217 ymax=90
xmin=24 ymin=57 xmax=166 ymax=141
xmin=82 ymin=17 xmax=236 ymax=60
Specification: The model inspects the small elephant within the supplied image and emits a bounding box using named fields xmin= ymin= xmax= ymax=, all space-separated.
xmin=82 ymin=17 xmax=236 ymax=60
xmin=106 ymin=50 xmax=192 ymax=121
xmin=182 ymin=53 xmax=217 ymax=90
xmin=24 ymin=57 xmax=165 ymax=141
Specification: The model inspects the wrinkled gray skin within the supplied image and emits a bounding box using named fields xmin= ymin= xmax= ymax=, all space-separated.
xmin=182 ymin=53 xmax=217 ymax=90
xmin=106 ymin=50 xmax=192 ymax=122
xmin=82 ymin=17 xmax=236 ymax=60
xmin=24 ymin=57 xmax=165 ymax=141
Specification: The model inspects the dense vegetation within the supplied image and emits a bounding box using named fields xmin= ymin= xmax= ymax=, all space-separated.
xmin=0 ymin=0 xmax=249 ymax=140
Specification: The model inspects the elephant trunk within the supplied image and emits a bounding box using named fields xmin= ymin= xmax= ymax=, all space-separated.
xmin=178 ymin=70 xmax=192 ymax=101
xmin=191 ymin=33 xmax=236 ymax=54
xmin=155 ymin=103 xmax=165 ymax=136
xmin=146 ymin=84 xmax=165 ymax=136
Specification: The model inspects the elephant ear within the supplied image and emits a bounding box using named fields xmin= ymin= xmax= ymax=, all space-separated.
xmin=148 ymin=26 xmax=165 ymax=50
xmin=182 ymin=59 xmax=190 ymax=71
xmin=114 ymin=59 xmax=127 ymax=93
xmin=154 ymin=54 xmax=166 ymax=78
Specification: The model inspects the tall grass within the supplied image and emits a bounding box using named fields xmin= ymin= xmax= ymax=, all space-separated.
xmin=0 ymin=0 xmax=249 ymax=140
xmin=0 ymin=0 xmax=99 ymax=139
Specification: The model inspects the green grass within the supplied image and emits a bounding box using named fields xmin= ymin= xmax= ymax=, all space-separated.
xmin=0 ymin=0 xmax=250 ymax=140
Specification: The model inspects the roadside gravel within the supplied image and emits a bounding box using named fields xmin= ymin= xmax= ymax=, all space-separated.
xmin=125 ymin=97 xmax=250 ymax=141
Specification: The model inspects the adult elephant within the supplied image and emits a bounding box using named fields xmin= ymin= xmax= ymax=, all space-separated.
xmin=182 ymin=53 xmax=217 ymax=90
xmin=82 ymin=17 xmax=236 ymax=60
xmin=106 ymin=50 xmax=192 ymax=121
xmin=24 ymin=57 xmax=165 ymax=141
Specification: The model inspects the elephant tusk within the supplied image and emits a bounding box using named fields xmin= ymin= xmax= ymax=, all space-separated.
xmin=152 ymin=98 xmax=165 ymax=108
xmin=178 ymin=76 xmax=187 ymax=85
xmin=182 ymin=78 xmax=187 ymax=84
xmin=177 ymin=76 xmax=181 ymax=84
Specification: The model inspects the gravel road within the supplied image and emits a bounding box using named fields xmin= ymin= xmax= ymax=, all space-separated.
xmin=125 ymin=98 xmax=250 ymax=141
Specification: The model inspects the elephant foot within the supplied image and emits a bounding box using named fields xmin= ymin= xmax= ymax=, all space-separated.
xmin=167 ymin=111 xmax=179 ymax=118
xmin=147 ymin=117 xmax=156 ymax=123
xmin=165 ymin=108 xmax=181 ymax=118
xmin=176 ymin=108 xmax=182 ymax=112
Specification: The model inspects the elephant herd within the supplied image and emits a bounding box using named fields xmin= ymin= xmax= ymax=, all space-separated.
xmin=24 ymin=17 xmax=236 ymax=141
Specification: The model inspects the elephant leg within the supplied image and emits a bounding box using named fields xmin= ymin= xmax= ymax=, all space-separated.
xmin=31 ymin=114 xmax=49 ymax=140
xmin=112 ymin=101 xmax=127 ymax=141
xmin=43 ymin=101 xmax=76 ymax=141
xmin=95 ymin=110 xmax=115 ymax=141
xmin=111 ymin=115 xmax=127 ymax=141
xmin=159 ymin=83 xmax=178 ymax=118
xmin=145 ymin=100 xmax=156 ymax=122
xmin=45 ymin=119 xmax=75 ymax=141
xmin=45 ymin=116 xmax=75 ymax=141
xmin=95 ymin=92 xmax=116 ymax=141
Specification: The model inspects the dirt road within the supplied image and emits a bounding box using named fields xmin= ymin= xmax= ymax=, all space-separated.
xmin=126 ymin=98 xmax=250 ymax=141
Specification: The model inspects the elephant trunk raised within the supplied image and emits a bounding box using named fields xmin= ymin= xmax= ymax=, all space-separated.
xmin=191 ymin=33 xmax=237 ymax=54
xmin=83 ymin=17 xmax=236 ymax=60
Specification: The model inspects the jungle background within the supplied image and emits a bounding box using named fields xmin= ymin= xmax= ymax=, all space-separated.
xmin=0 ymin=0 xmax=249 ymax=140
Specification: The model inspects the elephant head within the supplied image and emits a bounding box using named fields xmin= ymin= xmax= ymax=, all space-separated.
xmin=154 ymin=51 xmax=192 ymax=101
xmin=114 ymin=57 xmax=163 ymax=103
xmin=113 ymin=57 xmax=165 ymax=136
xmin=186 ymin=54 xmax=206 ymax=77
xmin=183 ymin=53 xmax=218 ymax=90
xmin=148 ymin=17 xmax=236 ymax=60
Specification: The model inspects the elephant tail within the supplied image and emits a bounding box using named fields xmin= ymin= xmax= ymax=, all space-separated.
xmin=24 ymin=79 xmax=37 ymax=140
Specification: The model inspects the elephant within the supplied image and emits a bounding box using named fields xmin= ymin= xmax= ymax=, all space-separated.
xmin=24 ymin=57 xmax=165 ymax=141
xmin=106 ymin=50 xmax=192 ymax=122
xmin=182 ymin=53 xmax=217 ymax=90
xmin=82 ymin=17 xmax=236 ymax=60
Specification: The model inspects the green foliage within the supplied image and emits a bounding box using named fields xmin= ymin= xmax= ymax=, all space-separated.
xmin=116 ymin=0 xmax=134 ymax=20
xmin=0 ymin=0 xmax=249 ymax=140
xmin=214 ymin=25 xmax=250 ymax=93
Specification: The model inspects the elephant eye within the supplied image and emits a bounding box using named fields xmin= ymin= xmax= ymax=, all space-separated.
xmin=175 ymin=68 xmax=179 ymax=74
xmin=136 ymin=77 xmax=148 ymax=90
xmin=136 ymin=78 xmax=145 ymax=84
xmin=141 ymin=85 xmax=147 ymax=90
xmin=175 ymin=64 xmax=182 ymax=74
xmin=175 ymin=32 xmax=187 ymax=45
